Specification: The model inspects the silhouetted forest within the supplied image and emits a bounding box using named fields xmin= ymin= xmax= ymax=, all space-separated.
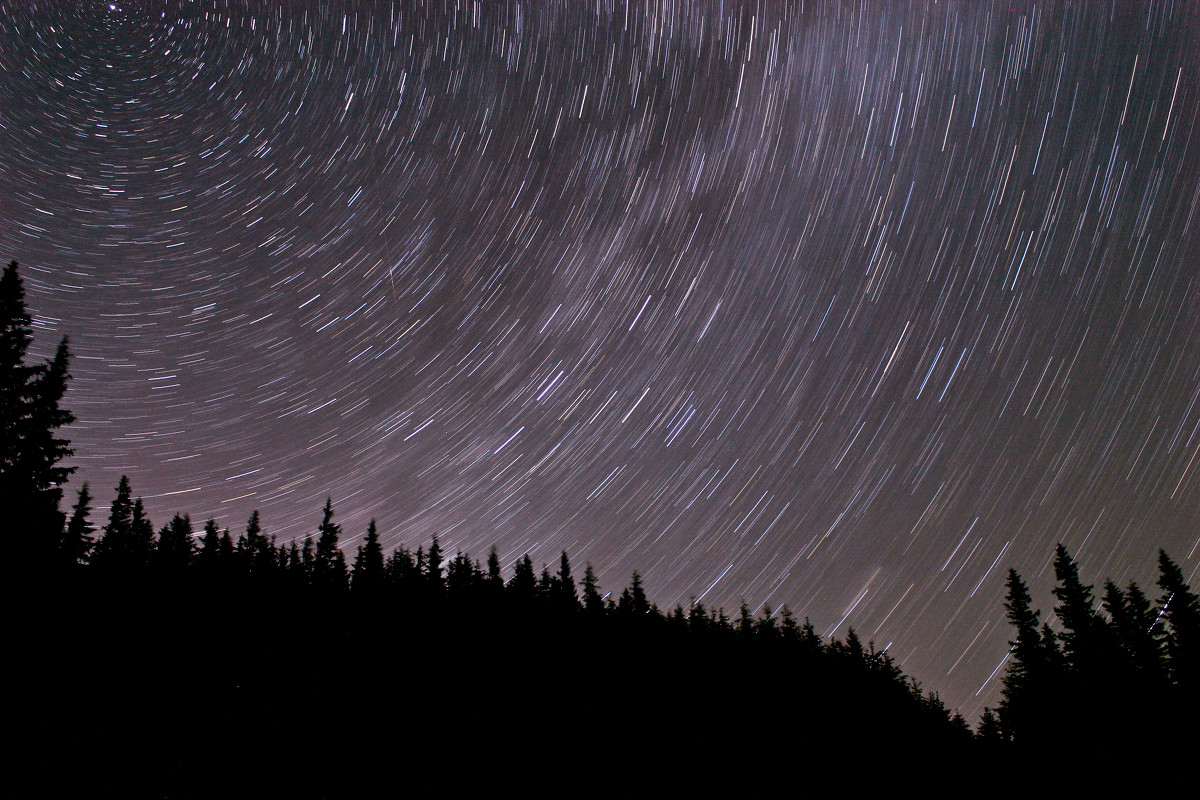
xmin=4 ymin=258 xmax=1196 ymax=796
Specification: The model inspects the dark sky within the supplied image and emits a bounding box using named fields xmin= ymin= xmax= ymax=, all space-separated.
xmin=3 ymin=0 xmax=1198 ymax=720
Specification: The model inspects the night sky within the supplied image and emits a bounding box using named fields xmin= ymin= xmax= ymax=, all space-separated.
xmin=3 ymin=0 xmax=1198 ymax=720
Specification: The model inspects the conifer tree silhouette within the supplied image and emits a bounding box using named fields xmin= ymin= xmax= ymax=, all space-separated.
xmin=61 ymin=483 xmax=94 ymax=568
xmin=778 ymin=605 xmax=798 ymax=640
xmin=1102 ymin=579 xmax=1166 ymax=682
xmin=155 ymin=513 xmax=195 ymax=575
xmin=299 ymin=535 xmax=316 ymax=584
xmin=351 ymin=519 xmax=385 ymax=594
xmin=237 ymin=510 xmax=273 ymax=578
xmin=1051 ymin=544 xmax=1106 ymax=671
xmin=537 ymin=562 xmax=554 ymax=599
xmin=485 ymin=546 xmax=504 ymax=599
xmin=285 ymin=538 xmax=306 ymax=586
xmin=997 ymin=568 xmax=1061 ymax=743
xmin=90 ymin=476 xmax=133 ymax=574
xmin=736 ymin=601 xmax=754 ymax=636
xmin=976 ymin=708 xmax=1003 ymax=744
xmin=1157 ymin=550 xmax=1199 ymax=689
xmin=129 ymin=498 xmax=155 ymax=568
xmin=555 ymin=551 xmax=577 ymax=611
xmin=508 ymin=554 xmax=536 ymax=601
xmin=628 ymin=570 xmax=649 ymax=616
xmin=0 ymin=262 xmax=36 ymax=502
xmin=755 ymin=605 xmax=778 ymax=639
xmin=0 ymin=262 xmax=35 ymax=451
xmin=425 ymin=534 xmax=444 ymax=595
xmin=0 ymin=261 xmax=75 ymax=561
xmin=385 ymin=545 xmax=417 ymax=598
xmin=18 ymin=338 xmax=74 ymax=543
xmin=313 ymin=498 xmax=347 ymax=592
xmin=797 ymin=616 xmax=822 ymax=655
xmin=445 ymin=549 xmax=478 ymax=599
xmin=196 ymin=519 xmax=223 ymax=577
xmin=581 ymin=562 xmax=604 ymax=615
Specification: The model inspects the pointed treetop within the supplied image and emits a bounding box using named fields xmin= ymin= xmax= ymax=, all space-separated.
xmin=61 ymin=483 xmax=94 ymax=566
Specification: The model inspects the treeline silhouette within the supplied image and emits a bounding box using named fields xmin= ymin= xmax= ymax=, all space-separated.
xmin=981 ymin=544 xmax=1199 ymax=761
xmin=4 ymin=258 xmax=1197 ymax=795
xmin=22 ymin=473 xmax=983 ymax=796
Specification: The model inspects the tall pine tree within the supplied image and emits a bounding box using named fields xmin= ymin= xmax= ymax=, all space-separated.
xmin=581 ymin=563 xmax=604 ymax=615
xmin=1102 ymin=579 xmax=1165 ymax=682
xmin=425 ymin=535 xmax=444 ymax=595
xmin=1052 ymin=544 xmax=1105 ymax=672
xmin=90 ymin=476 xmax=134 ymax=574
xmin=312 ymin=498 xmax=347 ymax=593
xmin=155 ymin=514 xmax=195 ymax=575
xmin=998 ymin=568 xmax=1060 ymax=743
xmin=554 ymin=551 xmax=577 ymax=611
xmin=508 ymin=554 xmax=536 ymax=602
xmin=237 ymin=510 xmax=272 ymax=578
xmin=60 ymin=483 xmax=94 ymax=568
xmin=0 ymin=262 xmax=75 ymax=562
xmin=1157 ymin=550 xmax=1199 ymax=689
xmin=351 ymin=519 xmax=385 ymax=595
xmin=0 ymin=261 xmax=34 ymax=482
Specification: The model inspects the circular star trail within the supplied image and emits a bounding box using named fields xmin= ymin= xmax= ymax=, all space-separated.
xmin=2 ymin=0 xmax=1198 ymax=720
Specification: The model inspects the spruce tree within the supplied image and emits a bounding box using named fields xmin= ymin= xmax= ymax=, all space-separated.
xmin=841 ymin=628 xmax=866 ymax=663
xmin=90 ymin=476 xmax=134 ymax=573
xmin=275 ymin=539 xmax=290 ymax=572
xmin=415 ymin=545 xmax=426 ymax=583
xmin=581 ymin=563 xmax=604 ymax=615
xmin=778 ymin=605 xmax=799 ymax=641
xmin=237 ymin=510 xmax=273 ymax=578
xmin=1052 ymin=544 xmax=1104 ymax=671
xmin=485 ymin=546 xmax=504 ymax=598
xmin=755 ymin=605 xmax=778 ymax=639
xmin=736 ymin=601 xmax=755 ymax=636
xmin=555 ymin=551 xmax=577 ymax=610
xmin=798 ymin=617 xmax=821 ymax=655
xmin=155 ymin=513 xmax=195 ymax=574
xmin=385 ymin=546 xmax=417 ymax=594
xmin=129 ymin=498 xmax=155 ymax=569
xmin=1102 ymin=579 xmax=1165 ymax=681
xmin=0 ymin=262 xmax=31 ymax=387
xmin=1157 ymin=550 xmax=1199 ymax=688
xmin=425 ymin=535 xmax=444 ymax=595
xmin=313 ymin=498 xmax=347 ymax=593
xmin=196 ymin=519 xmax=223 ymax=575
xmin=0 ymin=261 xmax=34 ymax=481
xmin=351 ymin=519 xmax=385 ymax=594
xmin=445 ymin=550 xmax=479 ymax=599
xmin=628 ymin=570 xmax=649 ymax=616
xmin=1120 ymin=581 xmax=1166 ymax=679
xmin=538 ymin=563 xmax=555 ymax=600
xmin=60 ymin=483 xmax=94 ymax=568
xmin=218 ymin=529 xmax=235 ymax=568
xmin=976 ymin=708 xmax=1004 ymax=743
xmin=0 ymin=262 xmax=75 ymax=560
xmin=617 ymin=585 xmax=634 ymax=615
xmin=998 ymin=568 xmax=1056 ymax=742
xmin=289 ymin=539 xmax=308 ymax=587
xmin=508 ymin=554 xmax=536 ymax=601
xmin=17 ymin=338 xmax=75 ymax=543
xmin=90 ymin=482 xmax=154 ymax=577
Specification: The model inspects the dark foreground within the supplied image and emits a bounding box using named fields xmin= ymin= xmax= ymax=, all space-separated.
xmin=14 ymin=578 xmax=997 ymax=799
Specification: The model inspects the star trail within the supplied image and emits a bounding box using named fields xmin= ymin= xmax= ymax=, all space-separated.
xmin=2 ymin=0 xmax=1198 ymax=720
